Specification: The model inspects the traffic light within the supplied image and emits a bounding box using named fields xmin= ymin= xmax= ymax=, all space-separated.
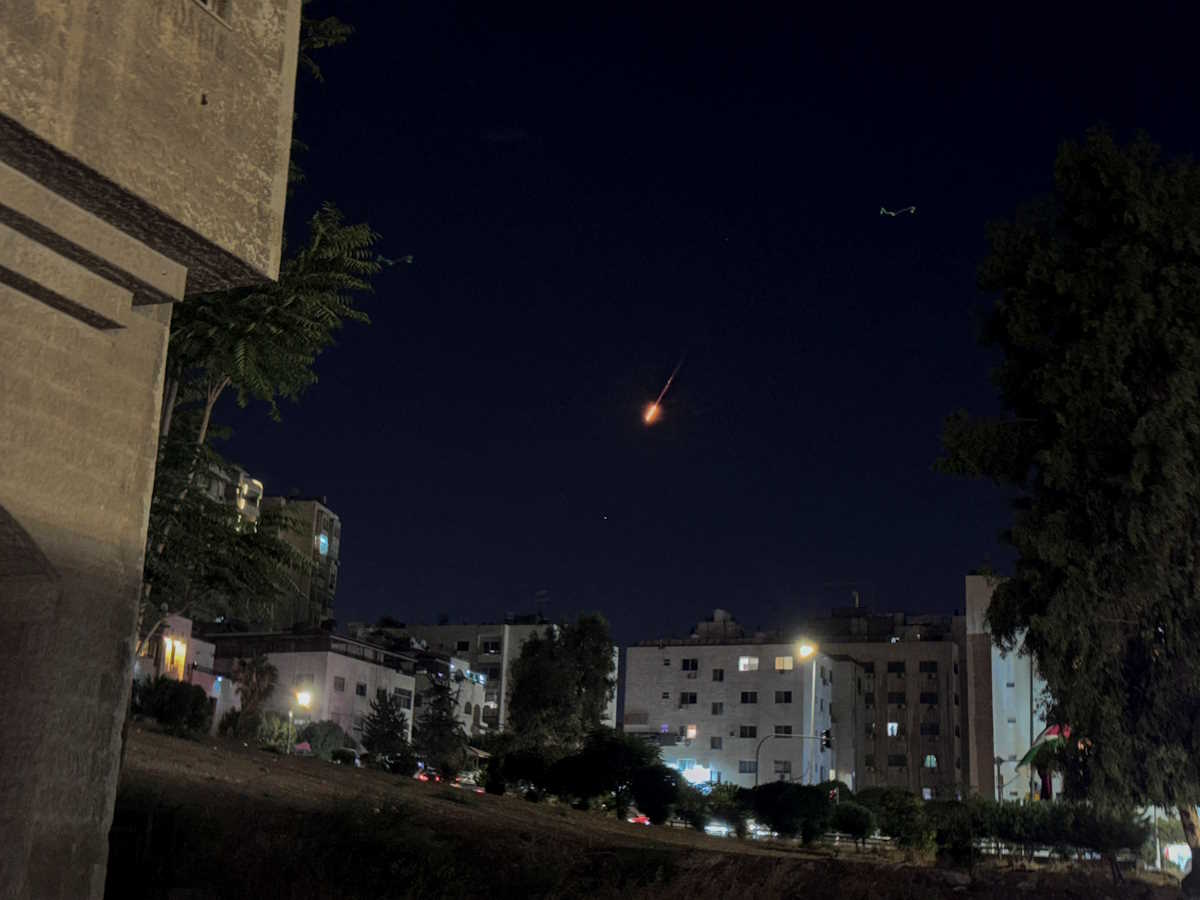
xmin=820 ymin=729 xmax=832 ymax=750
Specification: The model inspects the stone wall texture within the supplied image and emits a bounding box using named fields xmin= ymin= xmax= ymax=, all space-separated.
xmin=0 ymin=0 xmax=300 ymax=289
xmin=0 ymin=2 xmax=300 ymax=895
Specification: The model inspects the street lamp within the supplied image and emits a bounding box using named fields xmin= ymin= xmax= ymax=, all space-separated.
xmin=798 ymin=641 xmax=819 ymax=784
xmin=289 ymin=690 xmax=312 ymax=755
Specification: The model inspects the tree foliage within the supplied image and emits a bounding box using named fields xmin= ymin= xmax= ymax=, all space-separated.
xmin=233 ymin=654 xmax=278 ymax=715
xmin=505 ymin=615 xmax=616 ymax=754
xmin=936 ymin=129 xmax=1200 ymax=854
xmin=362 ymin=692 xmax=411 ymax=757
xmin=299 ymin=720 xmax=352 ymax=761
xmin=631 ymin=764 xmax=679 ymax=825
xmin=415 ymin=679 xmax=469 ymax=778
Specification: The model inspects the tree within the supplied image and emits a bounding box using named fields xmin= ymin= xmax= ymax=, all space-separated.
xmin=708 ymin=783 xmax=752 ymax=838
xmin=631 ymin=765 xmax=679 ymax=825
xmin=505 ymin=615 xmax=616 ymax=754
xmin=544 ymin=729 xmax=659 ymax=816
xmin=299 ymin=720 xmax=351 ymax=761
xmin=831 ymin=801 xmax=877 ymax=849
xmin=362 ymin=692 xmax=411 ymax=757
xmin=233 ymin=654 xmax=278 ymax=715
xmin=936 ymin=129 xmax=1200 ymax=888
xmin=415 ymin=679 xmax=469 ymax=778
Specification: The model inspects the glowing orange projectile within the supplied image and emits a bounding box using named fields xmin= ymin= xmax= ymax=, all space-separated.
xmin=642 ymin=356 xmax=685 ymax=427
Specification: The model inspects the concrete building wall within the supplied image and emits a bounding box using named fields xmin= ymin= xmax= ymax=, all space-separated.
xmin=1 ymin=0 xmax=300 ymax=286
xmin=623 ymin=643 xmax=833 ymax=789
xmin=0 ymin=4 xmax=300 ymax=894
xmin=823 ymin=639 xmax=965 ymax=799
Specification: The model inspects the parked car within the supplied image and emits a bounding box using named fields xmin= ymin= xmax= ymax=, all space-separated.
xmin=331 ymin=748 xmax=362 ymax=768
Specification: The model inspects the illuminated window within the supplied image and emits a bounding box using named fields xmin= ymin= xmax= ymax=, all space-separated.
xmin=678 ymin=758 xmax=696 ymax=771
xmin=887 ymin=721 xmax=899 ymax=737
xmin=686 ymin=725 xmax=698 ymax=740
xmin=774 ymin=656 xmax=794 ymax=671
xmin=738 ymin=656 xmax=759 ymax=672
xmin=924 ymin=754 xmax=938 ymax=769
xmin=922 ymin=787 xmax=933 ymax=800
xmin=660 ymin=723 xmax=670 ymax=734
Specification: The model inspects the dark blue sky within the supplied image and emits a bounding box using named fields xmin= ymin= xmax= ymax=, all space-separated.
xmin=220 ymin=4 xmax=1199 ymax=643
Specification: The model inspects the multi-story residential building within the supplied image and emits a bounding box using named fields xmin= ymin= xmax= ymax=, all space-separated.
xmin=0 ymin=4 xmax=300 ymax=895
xmin=793 ymin=606 xmax=970 ymax=798
xmin=261 ymin=495 xmax=341 ymax=628
xmin=395 ymin=616 xmax=553 ymax=731
xmin=202 ymin=465 xmax=265 ymax=529
xmin=133 ymin=615 xmax=238 ymax=729
xmin=623 ymin=614 xmax=834 ymax=789
xmin=207 ymin=631 xmax=416 ymax=745
xmin=963 ymin=574 xmax=1049 ymax=802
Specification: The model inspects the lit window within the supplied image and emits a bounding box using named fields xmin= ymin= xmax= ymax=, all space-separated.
xmin=887 ymin=721 xmax=899 ymax=737
xmin=686 ymin=725 xmax=697 ymax=740
xmin=922 ymin=787 xmax=933 ymax=800
xmin=738 ymin=656 xmax=759 ymax=672
xmin=774 ymin=656 xmax=794 ymax=671
xmin=924 ymin=754 xmax=938 ymax=769
xmin=660 ymin=723 xmax=670 ymax=734
xmin=318 ymin=533 xmax=329 ymax=556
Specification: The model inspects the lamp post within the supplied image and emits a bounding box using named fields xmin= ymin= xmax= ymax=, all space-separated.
xmin=289 ymin=689 xmax=312 ymax=754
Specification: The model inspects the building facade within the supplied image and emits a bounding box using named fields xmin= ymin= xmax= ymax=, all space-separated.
xmin=412 ymin=651 xmax=489 ymax=737
xmin=623 ymin=628 xmax=834 ymax=789
xmin=0 ymin=3 xmax=300 ymax=895
xmin=964 ymin=574 xmax=1049 ymax=801
xmin=208 ymin=631 xmax=416 ymax=745
xmin=262 ymin=495 xmax=341 ymax=628
xmin=202 ymin=465 xmax=265 ymax=529
xmin=398 ymin=618 xmax=551 ymax=731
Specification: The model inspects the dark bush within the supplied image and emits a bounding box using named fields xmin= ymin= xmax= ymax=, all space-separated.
xmin=830 ymin=801 xmax=876 ymax=847
xmin=674 ymin=782 xmax=711 ymax=831
xmin=631 ymin=765 xmax=679 ymax=825
xmin=217 ymin=708 xmax=239 ymax=737
xmin=501 ymin=748 xmax=551 ymax=790
xmin=856 ymin=787 xmax=932 ymax=850
xmin=299 ymin=720 xmax=351 ymax=761
xmin=484 ymin=757 xmax=506 ymax=795
xmin=142 ymin=676 xmax=214 ymax=736
xmin=749 ymin=782 xmax=831 ymax=842
xmin=708 ymin=783 xmax=751 ymax=837
xmin=331 ymin=747 xmax=359 ymax=766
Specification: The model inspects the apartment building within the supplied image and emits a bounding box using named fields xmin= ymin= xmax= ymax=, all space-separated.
xmin=623 ymin=616 xmax=834 ymax=789
xmin=261 ymin=495 xmax=341 ymax=628
xmin=0 ymin=3 xmax=300 ymax=894
xmin=202 ymin=465 xmax=265 ymax=529
xmin=397 ymin=617 xmax=552 ymax=731
xmin=208 ymin=631 xmax=416 ymax=745
xmin=412 ymin=650 xmax=489 ymax=737
xmin=963 ymin=574 xmax=1050 ymax=801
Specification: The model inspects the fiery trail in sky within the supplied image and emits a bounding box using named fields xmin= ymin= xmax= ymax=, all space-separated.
xmin=643 ymin=356 xmax=685 ymax=425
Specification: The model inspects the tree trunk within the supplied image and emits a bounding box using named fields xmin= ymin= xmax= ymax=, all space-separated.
xmin=1179 ymin=806 xmax=1200 ymax=895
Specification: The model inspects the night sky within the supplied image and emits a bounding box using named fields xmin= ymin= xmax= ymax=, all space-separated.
xmin=220 ymin=5 xmax=1198 ymax=644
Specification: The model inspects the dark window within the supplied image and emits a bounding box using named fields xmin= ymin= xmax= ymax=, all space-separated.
xmin=739 ymin=725 xmax=757 ymax=738
xmin=661 ymin=692 xmax=670 ymax=700
xmin=865 ymin=754 xmax=875 ymax=768
xmin=355 ymin=682 xmax=367 ymax=697
xmin=864 ymin=693 xmax=875 ymax=708
xmin=918 ymin=660 xmax=938 ymax=673
xmin=456 ymin=640 xmax=471 ymax=652
xmin=740 ymin=691 xmax=758 ymax=704
xmin=887 ymin=692 xmax=906 ymax=705
xmin=1005 ymin=681 xmax=1015 ymax=688
xmin=773 ymin=759 xmax=792 ymax=775
xmin=887 ymin=661 xmax=906 ymax=675
xmin=395 ymin=689 xmax=413 ymax=710
xmin=679 ymin=692 xmax=697 ymax=706
xmin=862 ymin=661 xmax=875 ymax=674
xmin=377 ymin=688 xmax=387 ymax=701
xmin=333 ymin=676 xmax=346 ymax=692
xmin=865 ymin=722 xmax=876 ymax=737
xmin=681 ymin=658 xmax=699 ymax=671
xmin=919 ymin=692 xmax=938 ymax=705
xmin=956 ymin=757 xmax=962 ymax=769
xmin=663 ymin=658 xmax=671 ymax=667
xmin=954 ymin=693 xmax=960 ymax=706
xmin=887 ymin=754 xmax=908 ymax=767
xmin=920 ymin=722 xmax=940 ymax=736
xmin=953 ymin=662 xmax=959 ymax=675
xmin=738 ymin=760 xmax=757 ymax=774
xmin=712 ymin=668 xmax=725 ymax=682
xmin=774 ymin=724 xmax=792 ymax=736
xmin=775 ymin=690 xmax=792 ymax=703
xmin=712 ymin=702 xmax=724 ymax=715
xmin=482 ymin=640 xmax=501 ymax=654
xmin=955 ymin=725 xmax=961 ymax=738
xmin=710 ymin=736 xmax=723 ymax=749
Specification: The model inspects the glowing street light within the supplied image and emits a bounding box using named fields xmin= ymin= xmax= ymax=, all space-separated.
xmin=296 ymin=690 xmax=312 ymax=709
xmin=798 ymin=642 xmax=816 ymax=659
